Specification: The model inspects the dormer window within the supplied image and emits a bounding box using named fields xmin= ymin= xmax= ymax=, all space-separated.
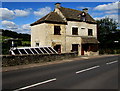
xmin=81 ymin=12 xmax=86 ymax=17
xmin=79 ymin=12 xmax=86 ymax=21
xmin=82 ymin=12 xmax=85 ymax=16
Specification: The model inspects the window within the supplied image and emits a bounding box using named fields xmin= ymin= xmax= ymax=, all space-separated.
xmin=88 ymin=29 xmax=93 ymax=36
xmin=54 ymin=45 xmax=61 ymax=53
xmin=89 ymin=44 xmax=98 ymax=52
xmin=54 ymin=26 xmax=61 ymax=35
xmin=72 ymin=44 xmax=79 ymax=53
xmin=35 ymin=43 xmax=39 ymax=47
xmin=72 ymin=27 xmax=78 ymax=35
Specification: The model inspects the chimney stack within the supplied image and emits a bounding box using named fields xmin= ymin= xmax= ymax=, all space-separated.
xmin=55 ymin=3 xmax=61 ymax=8
xmin=83 ymin=8 xmax=88 ymax=13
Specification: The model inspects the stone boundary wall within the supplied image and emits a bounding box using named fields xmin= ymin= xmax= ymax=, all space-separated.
xmin=2 ymin=53 xmax=78 ymax=67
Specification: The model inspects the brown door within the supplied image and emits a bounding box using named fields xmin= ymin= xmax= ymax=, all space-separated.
xmin=54 ymin=45 xmax=61 ymax=53
xmin=81 ymin=45 xmax=84 ymax=55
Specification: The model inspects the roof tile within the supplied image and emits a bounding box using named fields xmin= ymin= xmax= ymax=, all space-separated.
xmin=31 ymin=6 xmax=96 ymax=26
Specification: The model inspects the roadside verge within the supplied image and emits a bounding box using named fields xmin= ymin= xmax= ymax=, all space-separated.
xmin=2 ymin=54 xmax=117 ymax=72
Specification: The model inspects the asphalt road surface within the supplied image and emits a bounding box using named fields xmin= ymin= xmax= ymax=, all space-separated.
xmin=2 ymin=55 xmax=119 ymax=91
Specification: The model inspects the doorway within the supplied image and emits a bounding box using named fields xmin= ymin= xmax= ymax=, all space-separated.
xmin=81 ymin=46 xmax=84 ymax=55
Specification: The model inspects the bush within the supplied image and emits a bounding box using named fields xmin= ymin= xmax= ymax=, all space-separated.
xmin=99 ymin=49 xmax=120 ymax=54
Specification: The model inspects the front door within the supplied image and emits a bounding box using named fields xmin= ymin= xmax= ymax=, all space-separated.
xmin=81 ymin=45 xmax=84 ymax=55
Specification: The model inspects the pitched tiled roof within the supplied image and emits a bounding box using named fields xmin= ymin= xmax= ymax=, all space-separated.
xmin=31 ymin=12 xmax=66 ymax=26
xmin=59 ymin=7 xmax=96 ymax=23
xmin=31 ymin=6 xmax=96 ymax=26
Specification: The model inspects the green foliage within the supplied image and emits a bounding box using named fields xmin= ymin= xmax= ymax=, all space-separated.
xmin=22 ymin=41 xmax=31 ymax=46
xmin=97 ymin=17 xmax=120 ymax=54
xmin=1 ymin=29 xmax=31 ymax=55
xmin=99 ymin=49 xmax=120 ymax=54
xmin=1 ymin=29 xmax=30 ymax=41
xmin=97 ymin=17 xmax=118 ymax=35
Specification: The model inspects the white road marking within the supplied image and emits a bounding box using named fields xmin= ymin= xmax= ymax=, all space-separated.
xmin=106 ymin=60 xmax=118 ymax=65
xmin=14 ymin=78 xmax=56 ymax=91
xmin=76 ymin=65 xmax=100 ymax=74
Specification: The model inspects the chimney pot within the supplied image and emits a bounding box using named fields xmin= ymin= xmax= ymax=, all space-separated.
xmin=82 ymin=8 xmax=88 ymax=13
xmin=55 ymin=3 xmax=61 ymax=8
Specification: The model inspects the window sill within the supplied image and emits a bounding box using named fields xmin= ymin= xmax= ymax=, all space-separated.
xmin=54 ymin=34 xmax=61 ymax=35
xmin=88 ymin=35 xmax=93 ymax=36
xmin=72 ymin=34 xmax=78 ymax=35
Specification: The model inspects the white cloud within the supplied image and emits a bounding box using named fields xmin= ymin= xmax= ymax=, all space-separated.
xmin=17 ymin=29 xmax=31 ymax=34
xmin=0 ymin=8 xmax=31 ymax=20
xmin=22 ymin=24 xmax=30 ymax=30
xmin=0 ymin=8 xmax=15 ymax=20
xmin=2 ymin=20 xmax=18 ymax=29
xmin=91 ymin=12 xmax=104 ymax=16
xmin=94 ymin=17 xmax=103 ymax=20
xmin=77 ymin=6 xmax=91 ymax=10
xmin=105 ymin=10 xmax=118 ymax=14
xmin=34 ymin=7 xmax=51 ymax=17
xmin=94 ymin=14 xmax=118 ymax=22
xmin=94 ymin=1 xmax=119 ymax=11
xmin=106 ymin=14 xmax=118 ymax=21
xmin=16 ymin=24 xmax=31 ymax=34
xmin=2 ymin=20 xmax=31 ymax=34
xmin=14 ymin=9 xmax=30 ymax=17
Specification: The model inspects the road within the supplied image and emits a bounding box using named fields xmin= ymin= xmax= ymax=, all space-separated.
xmin=2 ymin=55 xmax=119 ymax=91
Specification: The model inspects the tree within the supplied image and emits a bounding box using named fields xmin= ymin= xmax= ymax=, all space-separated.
xmin=96 ymin=17 xmax=120 ymax=54
xmin=1 ymin=29 xmax=31 ymax=55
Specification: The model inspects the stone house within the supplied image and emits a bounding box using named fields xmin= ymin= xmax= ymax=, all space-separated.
xmin=30 ymin=3 xmax=99 ymax=56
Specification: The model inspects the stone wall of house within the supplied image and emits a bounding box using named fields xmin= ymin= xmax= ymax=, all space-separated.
xmin=31 ymin=23 xmax=66 ymax=53
xmin=45 ymin=23 xmax=66 ymax=53
xmin=84 ymin=51 xmax=99 ymax=56
xmin=65 ymin=21 xmax=97 ymax=55
xmin=31 ymin=20 xmax=98 ymax=56
xmin=31 ymin=23 xmax=47 ymax=47
xmin=2 ymin=52 xmax=77 ymax=67
xmin=66 ymin=21 xmax=97 ymax=37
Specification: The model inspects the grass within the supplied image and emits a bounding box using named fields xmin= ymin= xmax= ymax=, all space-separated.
xmin=2 ymin=36 xmax=12 ymax=40
xmin=22 ymin=41 xmax=31 ymax=45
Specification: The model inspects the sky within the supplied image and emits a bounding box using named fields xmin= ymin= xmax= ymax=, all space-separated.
xmin=0 ymin=1 xmax=119 ymax=34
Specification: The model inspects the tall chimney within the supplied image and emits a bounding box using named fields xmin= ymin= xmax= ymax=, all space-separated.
xmin=55 ymin=3 xmax=61 ymax=8
xmin=83 ymin=8 xmax=88 ymax=13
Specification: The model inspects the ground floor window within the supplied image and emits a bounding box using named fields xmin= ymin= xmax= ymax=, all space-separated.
xmin=35 ymin=42 xmax=39 ymax=47
xmin=82 ymin=44 xmax=98 ymax=52
xmin=54 ymin=45 xmax=61 ymax=53
xmin=72 ymin=44 xmax=79 ymax=53
xmin=89 ymin=44 xmax=98 ymax=52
